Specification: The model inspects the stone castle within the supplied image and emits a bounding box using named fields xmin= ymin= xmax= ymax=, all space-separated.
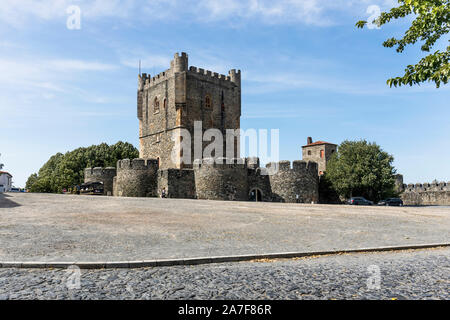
xmin=84 ymin=52 xmax=449 ymax=205
xmin=84 ymin=52 xmax=320 ymax=203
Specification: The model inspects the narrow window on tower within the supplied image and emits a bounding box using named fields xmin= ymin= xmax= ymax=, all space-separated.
xmin=163 ymin=98 xmax=168 ymax=130
xmin=205 ymin=95 xmax=212 ymax=109
xmin=320 ymin=150 xmax=325 ymax=159
xmin=145 ymin=96 xmax=149 ymax=123
xmin=154 ymin=97 xmax=160 ymax=114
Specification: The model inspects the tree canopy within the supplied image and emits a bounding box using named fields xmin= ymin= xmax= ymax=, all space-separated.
xmin=26 ymin=142 xmax=139 ymax=193
xmin=324 ymin=140 xmax=398 ymax=202
xmin=356 ymin=0 xmax=449 ymax=88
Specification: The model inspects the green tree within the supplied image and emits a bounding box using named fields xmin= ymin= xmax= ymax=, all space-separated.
xmin=25 ymin=173 xmax=39 ymax=192
xmin=325 ymin=140 xmax=398 ymax=202
xmin=26 ymin=142 xmax=138 ymax=193
xmin=356 ymin=0 xmax=449 ymax=88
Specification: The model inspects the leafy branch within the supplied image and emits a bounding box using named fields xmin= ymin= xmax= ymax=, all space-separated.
xmin=357 ymin=0 xmax=449 ymax=88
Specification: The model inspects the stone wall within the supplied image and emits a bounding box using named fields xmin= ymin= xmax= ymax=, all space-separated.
xmin=401 ymin=182 xmax=449 ymax=206
xmin=138 ymin=52 xmax=241 ymax=170
xmin=266 ymin=161 xmax=319 ymax=203
xmin=114 ymin=159 xmax=159 ymax=197
xmin=302 ymin=143 xmax=337 ymax=175
xmin=138 ymin=65 xmax=178 ymax=169
xmin=157 ymin=169 xmax=196 ymax=199
xmin=96 ymin=156 xmax=321 ymax=203
xmin=194 ymin=158 xmax=248 ymax=201
xmin=246 ymin=157 xmax=272 ymax=202
xmin=84 ymin=167 xmax=116 ymax=196
xmin=182 ymin=68 xmax=241 ymax=167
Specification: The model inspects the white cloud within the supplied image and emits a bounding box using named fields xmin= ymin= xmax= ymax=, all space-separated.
xmin=0 ymin=56 xmax=119 ymax=114
xmin=0 ymin=0 xmax=399 ymax=28
xmin=0 ymin=57 xmax=117 ymax=90
xmin=120 ymin=55 xmax=171 ymax=70
xmin=48 ymin=59 xmax=118 ymax=71
xmin=244 ymin=69 xmax=449 ymax=96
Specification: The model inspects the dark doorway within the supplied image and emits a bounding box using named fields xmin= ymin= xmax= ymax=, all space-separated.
xmin=249 ymin=188 xmax=262 ymax=202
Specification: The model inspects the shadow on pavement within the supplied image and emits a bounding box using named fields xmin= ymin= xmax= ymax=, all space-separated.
xmin=0 ymin=194 xmax=21 ymax=208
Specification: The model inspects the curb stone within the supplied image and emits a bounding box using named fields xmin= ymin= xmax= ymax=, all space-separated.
xmin=1 ymin=243 xmax=448 ymax=270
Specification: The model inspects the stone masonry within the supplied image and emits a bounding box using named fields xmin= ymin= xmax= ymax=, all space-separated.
xmin=302 ymin=137 xmax=337 ymax=176
xmin=137 ymin=52 xmax=241 ymax=169
xmin=84 ymin=167 xmax=116 ymax=196
xmin=85 ymin=52 xmax=321 ymax=203
xmin=100 ymin=157 xmax=319 ymax=203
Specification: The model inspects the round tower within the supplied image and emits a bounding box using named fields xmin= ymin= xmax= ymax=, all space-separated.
xmin=171 ymin=52 xmax=188 ymax=73
xmin=394 ymin=174 xmax=404 ymax=193
xmin=266 ymin=160 xmax=319 ymax=203
xmin=228 ymin=69 xmax=241 ymax=87
xmin=84 ymin=167 xmax=117 ymax=196
xmin=194 ymin=157 xmax=248 ymax=201
xmin=114 ymin=158 xmax=159 ymax=197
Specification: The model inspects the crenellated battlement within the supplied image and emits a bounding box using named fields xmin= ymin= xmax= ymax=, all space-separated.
xmin=140 ymin=52 xmax=241 ymax=89
xmin=266 ymin=160 xmax=318 ymax=174
xmin=188 ymin=66 xmax=240 ymax=86
xmin=193 ymin=158 xmax=248 ymax=201
xmin=401 ymin=181 xmax=449 ymax=206
xmin=140 ymin=69 xmax=173 ymax=89
xmin=133 ymin=52 xmax=321 ymax=203
xmin=403 ymin=182 xmax=449 ymax=192
xmin=117 ymin=158 xmax=159 ymax=171
xmin=265 ymin=160 xmax=319 ymax=203
xmin=84 ymin=167 xmax=117 ymax=177
xmin=114 ymin=158 xmax=159 ymax=198
xmin=170 ymin=52 xmax=188 ymax=73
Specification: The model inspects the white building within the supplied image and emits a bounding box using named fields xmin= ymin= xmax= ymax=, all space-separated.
xmin=0 ymin=171 xmax=12 ymax=193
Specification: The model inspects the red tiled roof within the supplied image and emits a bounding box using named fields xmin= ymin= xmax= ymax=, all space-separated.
xmin=0 ymin=171 xmax=12 ymax=177
xmin=302 ymin=141 xmax=337 ymax=148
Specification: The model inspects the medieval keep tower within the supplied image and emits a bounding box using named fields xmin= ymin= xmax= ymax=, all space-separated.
xmin=137 ymin=52 xmax=241 ymax=169
xmin=86 ymin=52 xmax=320 ymax=203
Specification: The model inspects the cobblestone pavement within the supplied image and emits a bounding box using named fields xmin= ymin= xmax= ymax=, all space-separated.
xmin=0 ymin=248 xmax=448 ymax=300
xmin=1 ymin=193 xmax=449 ymax=262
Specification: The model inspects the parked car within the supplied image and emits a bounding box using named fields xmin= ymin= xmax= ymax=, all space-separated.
xmin=378 ymin=198 xmax=403 ymax=206
xmin=79 ymin=182 xmax=104 ymax=195
xmin=10 ymin=187 xmax=21 ymax=193
xmin=348 ymin=197 xmax=373 ymax=205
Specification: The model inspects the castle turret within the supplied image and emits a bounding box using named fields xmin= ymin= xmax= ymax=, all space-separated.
xmin=266 ymin=160 xmax=319 ymax=203
xmin=395 ymin=174 xmax=404 ymax=193
xmin=228 ymin=69 xmax=241 ymax=86
xmin=170 ymin=52 xmax=188 ymax=73
xmin=194 ymin=157 xmax=248 ymax=201
xmin=114 ymin=159 xmax=159 ymax=197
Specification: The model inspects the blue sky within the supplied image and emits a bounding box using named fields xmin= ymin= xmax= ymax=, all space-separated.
xmin=0 ymin=0 xmax=449 ymax=187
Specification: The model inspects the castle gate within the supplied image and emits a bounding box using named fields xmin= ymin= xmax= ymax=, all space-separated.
xmin=249 ymin=188 xmax=263 ymax=202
